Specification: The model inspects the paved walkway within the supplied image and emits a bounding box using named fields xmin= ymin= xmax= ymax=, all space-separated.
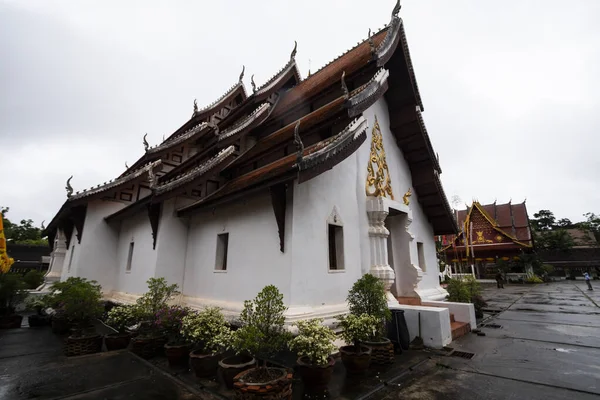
xmin=379 ymin=281 xmax=600 ymax=399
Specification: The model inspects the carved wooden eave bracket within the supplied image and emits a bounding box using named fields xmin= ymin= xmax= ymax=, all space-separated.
xmin=269 ymin=183 xmax=287 ymax=253
xmin=147 ymin=202 xmax=161 ymax=250
xmin=347 ymin=68 xmax=390 ymax=118
xmin=365 ymin=115 xmax=394 ymax=199
xmin=153 ymin=146 xmax=236 ymax=197
xmin=296 ymin=116 xmax=368 ymax=183
xmin=415 ymin=107 xmax=441 ymax=173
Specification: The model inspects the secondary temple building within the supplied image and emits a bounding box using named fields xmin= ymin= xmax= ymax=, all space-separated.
xmin=43 ymin=2 xmax=467 ymax=347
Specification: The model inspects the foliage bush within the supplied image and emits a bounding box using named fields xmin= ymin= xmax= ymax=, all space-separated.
xmin=289 ymin=318 xmax=337 ymax=366
xmin=106 ymin=305 xmax=138 ymax=333
xmin=446 ymin=276 xmax=487 ymax=318
xmin=155 ymin=305 xmax=190 ymax=342
xmin=337 ymin=313 xmax=380 ymax=351
xmin=180 ymin=307 xmax=232 ymax=354
xmin=135 ymin=277 xmax=180 ymax=322
xmin=23 ymin=270 xmax=45 ymax=289
xmin=346 ymin=273 xmax=391 ymax=340
xmin=525 ymin=275 xmax=543 ymax=284
xmin=49 ymin=277 xmax=104 ymax=335
xmin=0 ymin=273 xmax=27 ymax=315
xmin=232 ymin=285 xmax=291 ymax=366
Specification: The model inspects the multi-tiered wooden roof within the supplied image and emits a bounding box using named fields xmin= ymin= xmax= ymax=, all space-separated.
xmin=44 ymin=1 xmax=457 ymax=251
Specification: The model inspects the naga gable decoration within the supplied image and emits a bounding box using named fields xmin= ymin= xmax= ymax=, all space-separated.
xmin=365 ymin=116 xmax=394 ymax=199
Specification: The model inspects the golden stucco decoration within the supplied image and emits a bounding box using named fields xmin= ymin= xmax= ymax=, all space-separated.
xmin=403 ymin=188 xmax=412 ymax=205
xmin=365 ymin=116 xmax=394 ymax=199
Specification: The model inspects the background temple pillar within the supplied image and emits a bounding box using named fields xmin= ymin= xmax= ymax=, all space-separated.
xmin=367 ymin=196 xmax=399 ymax=306
xmin=37 ymin=229 xmax=66 ymax=291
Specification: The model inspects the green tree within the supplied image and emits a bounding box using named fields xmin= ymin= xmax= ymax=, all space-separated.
xmin=577 ymin=212 xmax=600 ymax=244
xmin=535 ymin=229 xmax=575 ymax=251
xmin=556 ymin=218 xmax=573 ymax=228
xmin=531 ymin=210 xmax=556 ymax=231
xmin=0 ymin=207 xmax=47 ymax=246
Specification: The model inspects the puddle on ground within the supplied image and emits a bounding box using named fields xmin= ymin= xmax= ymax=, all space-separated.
xmin=554 ymin=348 xmax=575 ymax=353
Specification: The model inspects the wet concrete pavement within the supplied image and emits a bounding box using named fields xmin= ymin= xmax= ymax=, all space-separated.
xmin=388 ymin=281 xmax=600 ymax=399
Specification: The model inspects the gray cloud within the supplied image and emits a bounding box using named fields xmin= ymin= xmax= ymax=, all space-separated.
xmin=1 ymin=0 xmax=598 ymax=226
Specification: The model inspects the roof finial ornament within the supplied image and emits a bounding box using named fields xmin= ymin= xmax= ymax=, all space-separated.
xmin=368 ymin=28 xmax=375 ymax=54
xmin=193 ymin=99 xmax=198 ymax=114
xmin=162 ymin=134 xmax=165 ymax=142
xmin=251 ymin=74 xmax=257 ymax=93
xmin=125 ymin=161 xmax=129 ymax=169
xmin=293 ymin=121 xmax=304 ymax=167
xmin=392 ymin=0 xmax=401 ymax=17
xmin=65 ymin=176 xmax=74 ymax=198
xmin=143 ymin=133 xmax=149 ymax=151
xmin=341 ymin=71 xmax=349 ymax=99
xmin=290 ymin=40 xmax=297 ymax=60
xmin=239 ymin=65 xmax=245 ymax=83
xmin=41 ymin=220 xmax=45 ymax=230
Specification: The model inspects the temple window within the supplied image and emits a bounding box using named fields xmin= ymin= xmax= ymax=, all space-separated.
xmin=417 ymin=242 xmax=426 ymax=272
xmin=67 ymin=246 xmax=75 ymax=273
xmin=215 ymin=233 xmax=229 ymax=271
xmin=126 ymin=242 xmax=134 ymax=272
xmin=328 ymin=224 xmax=344 ymax=271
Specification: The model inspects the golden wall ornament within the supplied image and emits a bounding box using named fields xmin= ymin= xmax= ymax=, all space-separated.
xmin=365 ymin=116 xmax=394 ymax=199
xmin=403 ymin=188 xmax=412 ymax=205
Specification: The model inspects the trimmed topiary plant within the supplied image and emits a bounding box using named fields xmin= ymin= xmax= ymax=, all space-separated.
xmin=347 ymin=274 xmax=391 ymax=341
xmin=337 ymin=313 xmax=379 ymax=374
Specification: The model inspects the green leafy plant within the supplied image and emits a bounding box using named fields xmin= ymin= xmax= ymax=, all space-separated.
xmin=23 ymin=270 xmax=45 ymax=289
xmin=337 ymin=313 xmax=380 ymax=352
xmin=525 ymin=275 xmax=543 ymax=284
xmin=232 ymin=285 xmax=291 ymax=370
xmin=180 ymin=307 xmax=232 ymax=354
xmin=346 ymin=274 xmax=390 ymax=340
xmin=446 ymin=276 xmax=487 ymax=318
xmin=0 ymin=273 xmax=27 ymax=315
xmin=289 ymin=318 xmax=337 ymax=366
xmin=135 ymin=277 xmax=180 ymax=322
xmin=155 ymin=305 xmax=190 ymax=343
xmin=25 ymin=296 xmax=48 ymax=315
xmin=49 ymin=277 xmax=104 ymax=336
xmin=106 ymin=305 xmax=137 ymax=333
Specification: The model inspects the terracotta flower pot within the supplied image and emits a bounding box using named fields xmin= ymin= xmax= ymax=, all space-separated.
xmin=153 ymin=335 xmax=168 ymax=356
xmin=164 ymin=342 xmax=191 ymax=367
xmin=361 ymin=337 xmax=395 ymax=365
xmin=65 ymin=334 xmax=102 ymax=357
xmin=0 ymin=314 xmax=23 ymax=329
xmin=218 ymin=354 xmax=256 ymax=388
xmin=131 ymin=335 xmax=162 ymax=359
xmin=233 ymin=367 xmax=293 ymax=400
xmin=189 ymin=349 xmax=222 ymax=378
xmin=104 ymin=332 xmax=131 ymax=351
xmin=296 ymin=356 xmax=335 ymax=393
xmin=340 ymin=345 xmax=372 ymax=375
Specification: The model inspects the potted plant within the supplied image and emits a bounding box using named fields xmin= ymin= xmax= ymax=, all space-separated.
xmin=231 ymin=285 xmax=293 ymax=399
xmin=0 ymin=273 xmax=27 ymax=329
xmin=180 ymin=307 xmax=232 ymax=378
xmin=289 ymin=318 xmax=337 ymax=393
xmin=347 ymin=274 xmax=394 ymax=365
xmin=130 ymin=277 xmax=179 ymax=359
xmin=54 ymin=278 xmax=104 ymax=356
xmin=25 ymin=296 xmax=51 ymax=327
xmin=337 ymin=313 xmax=379 ymax=374
xmin=105 ymin=305 xmax=136 ymax=351
xmin=156 ymin=305 xmax=191 ymax=367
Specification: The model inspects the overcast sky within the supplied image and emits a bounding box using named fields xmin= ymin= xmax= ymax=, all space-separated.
xmin=1 ymin=0 xmax=599 ymax=227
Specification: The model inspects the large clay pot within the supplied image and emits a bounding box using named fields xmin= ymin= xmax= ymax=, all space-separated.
xmin=340 ymin=345 xmax=372 ymax=375
xmin=164 ymin=342 xmax=191 ymax=367
xmin=189 ymin=349 xmax=222 ymax=378
xmin=131 ymin=336 xmax=160 ymax=359
xmin=65 ymin=334 xmax=103 ymax=357
xmin=218 ymin=354 xmax=256 ymax=388
xmin=0 ymin=314 xmax=23 ymax=329
xmin=361 ymin=337 xmax=395 ymax=365
xmin=233 ymin=367 xmax=293 ymax=400
xmin=296 ymin=356 xmax=335 ymax=393
xmin=104 ymin=332 xmax=131 ymax=351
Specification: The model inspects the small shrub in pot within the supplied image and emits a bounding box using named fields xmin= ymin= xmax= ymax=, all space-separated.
xmin=0 ymin=273 xmax=27 ymax=328
xmin=156 ymin=305 xmax=191 ymax=367
xmin=337 ymin=313 xmax=379 ymax=374
xmin=181 ymin=307 xmax=232 ymax=377
xmin=105 ymin=305 xmax=137 ymax=351
xmin=289 ymin=318 xmax=337 ymax=393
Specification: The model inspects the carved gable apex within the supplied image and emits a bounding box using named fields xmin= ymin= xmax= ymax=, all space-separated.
xmin=327 ymin=206 xmax=343 ymax=226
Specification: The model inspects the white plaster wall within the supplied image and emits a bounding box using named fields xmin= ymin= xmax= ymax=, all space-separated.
xmin=154 ymin=198 xmax=189 ymax=289
xmin=60 ymin=228 xmax=81 ymax=281
xmin=67 ymin=200 xmax=123 ymax=293
xmin=114 ymin=209 xmax=157 ymax=295
xmin=290 ymin=152 xmax=364 ymax=312
xmin=183 ymin=191 xmax=291 ymax=306
xmin=362 ymin=98 xmax=446 ymax=300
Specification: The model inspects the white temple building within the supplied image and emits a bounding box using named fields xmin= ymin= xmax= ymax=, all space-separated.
xmin=43 ymin=2 xmax=473 ymax=347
